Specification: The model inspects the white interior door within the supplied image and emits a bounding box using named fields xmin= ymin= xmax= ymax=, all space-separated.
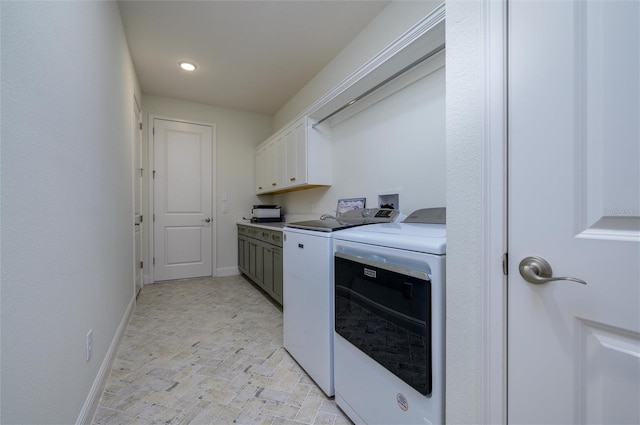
xmin=134 ymin=100 xmax=143 ymax=296
xmin=153 ymin=119 xmax=214 ymax=281
xmin=508 ymin=1 xmax=640 ymax=423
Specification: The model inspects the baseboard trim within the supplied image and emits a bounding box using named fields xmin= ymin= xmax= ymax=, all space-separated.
xmin=76 ymin=295 xmax=135 ymax=425
xmin=216 ymin=266 xmax=240 ymax=277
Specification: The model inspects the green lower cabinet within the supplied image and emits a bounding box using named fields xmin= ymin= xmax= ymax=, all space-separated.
xmin=237 ymin=224 xmax=283 ymax=305
xmin=272 ymin=247 xmax=283 ymax=304
xmin=238 ymin=235 xmax=248 ymax=274
xmin=263 ymin=246 xmax=274 ymax=294
xmin=253 ymin=240 xmax=264 ymax=283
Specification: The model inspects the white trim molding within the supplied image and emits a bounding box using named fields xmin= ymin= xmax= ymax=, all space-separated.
xmin=77 ymin=296 xmax=135 ymax=425
xmin=480 ymin=0 xmax=508 ymax=423
xmin=270 ymin=3 xmax=446 ymax=134
xmin=217 ymin=266 xmax=240 ymax=277
xmin=306 ymin=3 xmax=445 ymax=121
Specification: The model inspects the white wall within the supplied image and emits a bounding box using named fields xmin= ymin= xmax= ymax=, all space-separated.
xmin=275 ymin=60 xmax=445 ymax=217
xmin=141 ymin=96 xmax=273 ymax=277
xmin=271 ymin=0 xmax=446 ymax=218
xmin=1 ymin=2 xmax=141 ymax=423
xmin=273 ymin=0 xmax=442 ymax=129
xmin=445 ymin=1 xmax=484 ymax=423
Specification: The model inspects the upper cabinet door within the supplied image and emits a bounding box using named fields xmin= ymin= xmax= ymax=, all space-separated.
xmin=255 ymin=144 xmax=267 ymax=194
xmin=255 ymin=116 xmax=331 ymax=195
xmin=284 ymin=117 xmax=307 ymax=188
xmin=268 ymin=134 xmax=285 ymax=191
xmin=293 ymin=118 xmax=307 ymax=186
xmin=283 ymin=126 xmax=297 ymax=187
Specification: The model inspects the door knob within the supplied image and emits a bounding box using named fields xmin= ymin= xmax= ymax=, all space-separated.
xmin=519 ymin=256 xmax=587 ymax=285
xmin=203 ymin=218 xmax=211 ymax=223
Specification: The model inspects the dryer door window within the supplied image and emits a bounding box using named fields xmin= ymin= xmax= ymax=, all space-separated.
xmin=334 ymin=252 xmax=432 ymax=396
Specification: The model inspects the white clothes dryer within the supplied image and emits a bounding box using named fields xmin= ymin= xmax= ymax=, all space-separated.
xmin=332 ymin=208 xmax=446 ymax=425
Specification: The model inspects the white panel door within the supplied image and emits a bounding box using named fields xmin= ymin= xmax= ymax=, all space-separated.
xmin=508 ymin=1 xmax=640 ymax=424
xmin=153 ymin=119 xmax=214 ymax=281
xmin=134 ymin=101 xmax=143 ymax=296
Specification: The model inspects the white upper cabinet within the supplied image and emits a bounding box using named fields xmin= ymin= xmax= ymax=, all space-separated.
xmin=255 ymin=143 xmax=268 ymax=194
xmin=255 ymin=116 xmax=331 ymax=195
xmin=270 ymin=133 xmax=285 ymax=191
xmin=283 ymin=125 xmax=297 ymax=186
xmin=256 ymin=132 xmax=285 ymax=194
xmin=284 ymin=118 xmax=307 ymax=188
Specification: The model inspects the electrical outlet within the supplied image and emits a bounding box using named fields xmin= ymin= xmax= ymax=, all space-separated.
xmin=86 ymin=329 xmax=93 ymax=362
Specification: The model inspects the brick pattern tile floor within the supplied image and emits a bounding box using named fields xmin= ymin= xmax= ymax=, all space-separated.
xmin=92 ymin=275 xmax=352 ymax=425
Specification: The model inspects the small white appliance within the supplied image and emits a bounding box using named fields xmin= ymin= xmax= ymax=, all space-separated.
xmin=251 ymin=204 xmax=281 ymax=218
xmin=332 ymin=208 xmax=446 ymax=425
xmin=251 ymin=205 xmax=282 ymax=223
xmin=283 ymin=206 xmax=399 ymax=396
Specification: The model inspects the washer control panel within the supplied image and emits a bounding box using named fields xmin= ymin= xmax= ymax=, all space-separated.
xmin=338 ymin=208 xmax=399 ymax=224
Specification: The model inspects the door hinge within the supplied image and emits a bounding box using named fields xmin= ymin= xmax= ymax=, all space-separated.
xmin=140 ymin=215 xmax=143 ymax=223
xmin=153 ymin=257 xmax=155 ymax=265
xmin=139 ymin=122 xmax=143 ymax=130
xmin=153 ymin=170 xmax=156 ymax=179
xmin=153 ymin=127 xmax=155 ymax=135
xmin=502 ymin=253 xmax=509 ymax=276
xmin=153 ymin=214 xmax=155 ymax=222
xmin=140 ymin=261 xmax=143 ymax=269
xmin=139 ymin=168 xmax=143 ymax=177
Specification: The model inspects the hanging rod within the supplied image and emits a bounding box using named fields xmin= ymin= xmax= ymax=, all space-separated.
xmin=311 ymin=43 xmax=446 ymax=129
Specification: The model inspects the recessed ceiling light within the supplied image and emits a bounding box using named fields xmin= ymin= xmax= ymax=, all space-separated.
xmin=179 ymin=61 xmax=197 ymax=71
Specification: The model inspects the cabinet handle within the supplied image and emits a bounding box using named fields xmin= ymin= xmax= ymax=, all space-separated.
xmin=258 ymin=186 xmax=262 ymax=190
xmin=272 ymin=183 xmax=277 ymax=186
xmin=290 ymin=177 xmax=296 ymax=182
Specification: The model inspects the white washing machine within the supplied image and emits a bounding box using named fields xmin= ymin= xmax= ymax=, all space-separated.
xmin=332 ymin=208 xmax=446 ymax=425
xmin=283 ymin=207 xmax=399 ymax=397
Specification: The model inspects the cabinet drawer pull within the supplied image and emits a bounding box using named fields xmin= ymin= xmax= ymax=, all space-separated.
xmin=272 ymin=182 xmax=277 ymax=186
xmin=290 ymin=177 xmax=296 ymax=182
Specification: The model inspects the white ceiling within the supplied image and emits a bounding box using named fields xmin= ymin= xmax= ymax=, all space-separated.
xmin=118 ymin=1 xmax=390 ymax=116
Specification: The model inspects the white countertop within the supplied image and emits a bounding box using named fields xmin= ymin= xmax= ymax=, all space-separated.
xmin=237 ymin=221 xmax=286 ymax=231
xmin=236 ymin=213 xmax=321 ymax=231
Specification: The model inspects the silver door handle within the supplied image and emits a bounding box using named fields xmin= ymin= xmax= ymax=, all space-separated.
xmin=519 ymin=256 xmax=587 ymax=285
xmin=203 ymin=218 xmax=211 ymax=223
